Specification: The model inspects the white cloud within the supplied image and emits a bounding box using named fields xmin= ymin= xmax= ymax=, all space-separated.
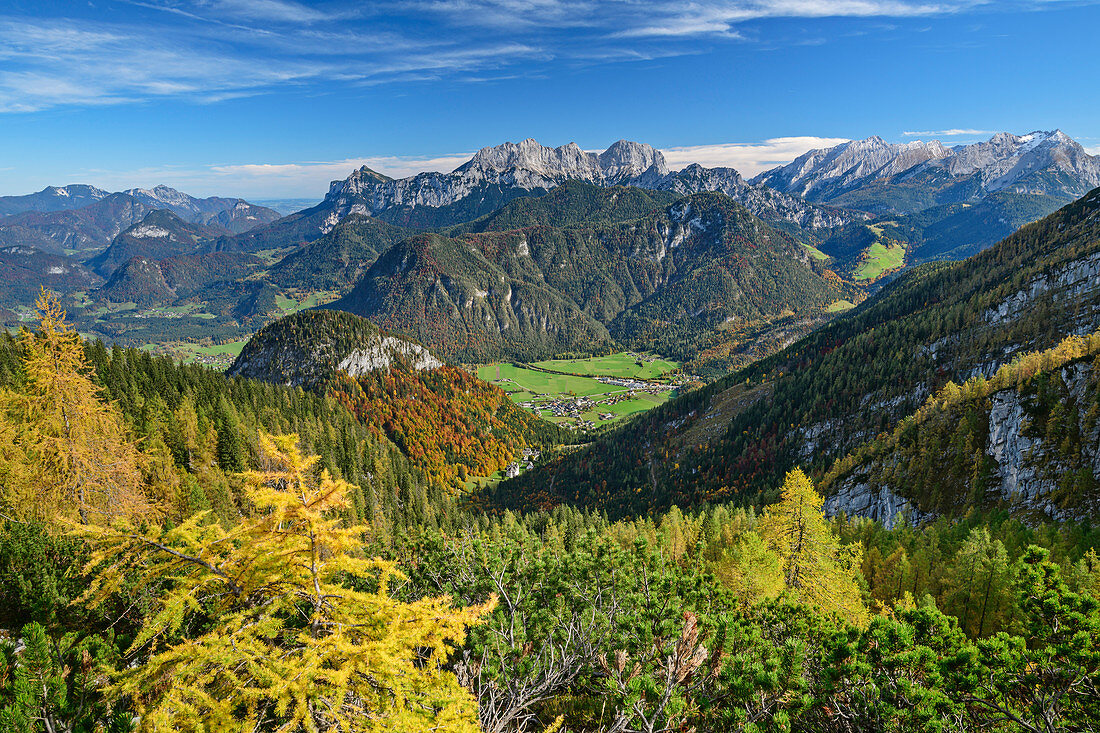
xmin=211 ymin=153 xmax=474 ymax=183
xmin=903 ymin=128 xmax=994 ymax=136
xmin=661 ymin=136 xmax=850 ymax=176
xmin=57 ymin=153 xmax=476 ymax=199
xmin=1086 ymin=146 xmax=1100 ymax=156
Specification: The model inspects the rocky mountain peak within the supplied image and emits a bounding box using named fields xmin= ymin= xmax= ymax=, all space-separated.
xmin=599 ymin=140 xmax=669 ymax=180
xmin=461 ymin=138 xmax=602 ymax=180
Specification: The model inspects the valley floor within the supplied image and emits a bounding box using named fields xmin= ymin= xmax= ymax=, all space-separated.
xmin=476 ymin=352 xmax=685 ymax=432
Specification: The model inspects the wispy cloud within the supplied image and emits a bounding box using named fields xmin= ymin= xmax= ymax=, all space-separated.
xmin=662 ymin=136 xmax=851 ymax=176
xmin=903 ymin=128 xmax=995 ymax=136
xmin=0 ymin=0 xmax=1065 ymax=114
xmin=207 ymin=0 xmax=340 ymax=24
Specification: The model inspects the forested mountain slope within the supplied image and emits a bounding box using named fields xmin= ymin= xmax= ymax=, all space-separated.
xmin=264 ymin=213 xmax=409 ymax=290
xmin=500 ymin=186 xmax=1100 ymax=519
xmin=328 ymin=191 xmax=848 ymax=366
xmin=449 ymin=180 xmax=679 ymax=234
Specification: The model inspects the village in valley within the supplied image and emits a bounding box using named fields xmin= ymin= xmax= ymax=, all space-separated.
xmin=476 ymin=351 xmax=695 ymax=436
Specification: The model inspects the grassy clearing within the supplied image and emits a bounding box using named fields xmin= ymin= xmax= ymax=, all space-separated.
xmin=827 ymin=299 xmax=856 ymax=313
xmin=463 ymin=469 xmax=505 ymax=493
xmin=141 ymin=338 xmax=248 ymax=368
xmin=854 ymin=241 xmax=907 ymax=281
xmin=479 ymin=363 xmax=608 ymax=398
xmin=802 ymin=243 xmax=830 ymax=261
xmin=276 ymin=290 xmax=340 ymax=316
xmin=531 ymin=352 xmax=679 ymax=381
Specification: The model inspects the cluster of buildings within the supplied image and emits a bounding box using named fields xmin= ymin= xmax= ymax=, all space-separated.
xmin=504 ymin=447 xmax=542 ymax=478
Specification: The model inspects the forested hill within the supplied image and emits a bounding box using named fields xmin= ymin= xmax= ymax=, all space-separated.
xmin=229 ymin=310 xmax=564 ymax=488
xmin=499 ymin=186 xmax=1100 ymax=519
xmin=228 ymin=309 xmax=442 ymax=388
xmin=328 ymin=190 xmax=849 ymax=366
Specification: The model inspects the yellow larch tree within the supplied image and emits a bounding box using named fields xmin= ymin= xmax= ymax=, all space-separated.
xmin=77 ymin=432 xmax=493 ymax=732
xmin=0 ymin=290 xmax=147 ymax=524
xmin=758 ymin=468 xmax=868 ymax=625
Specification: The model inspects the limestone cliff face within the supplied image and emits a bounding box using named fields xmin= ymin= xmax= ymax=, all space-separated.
xmin=824 ymin=360 xmax=1100 ymax=526
xmin=822 ymin=482 xmax=935 ymax=530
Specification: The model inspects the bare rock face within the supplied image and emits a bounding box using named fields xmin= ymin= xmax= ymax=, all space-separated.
xmin=755 ymin=136 xmax=952 ymax=199
xmin=337 ymin=337 xmax=442 ymax=376
xmin=822 ymin=480 xmax=934 ymax=530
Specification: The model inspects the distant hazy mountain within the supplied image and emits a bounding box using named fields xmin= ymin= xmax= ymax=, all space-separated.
xmin=0 ymin=185 xmax=111 ymax=217
xmin=753 ymin=130 xmax=1100 ymax=213
xmin=122 ymin=185 xmax=280 ymax=234
xmin=0 ymin=193 xmax=155 ymax=256
xmin=0 ymin=246 xmax=102 ymax=307
xmin=87 ymin=210 xmax=223 ymax=277
xmin=0 ymin=184 xmax=279 ymax=256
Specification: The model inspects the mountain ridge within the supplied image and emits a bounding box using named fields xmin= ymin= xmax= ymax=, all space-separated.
xmin=753 ymin=130 xmax=1100 ymax=212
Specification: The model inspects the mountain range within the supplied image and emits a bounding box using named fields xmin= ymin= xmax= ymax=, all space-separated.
xmin=261 ymin=139 xmax=864 ymax=250
xmin=0 ymin=185 xmax=280 ymax=257
xmin=754 ymin=130 xmax=1100 ymax=208
xmin=3 ymin=129 xmax=1100 ymax=370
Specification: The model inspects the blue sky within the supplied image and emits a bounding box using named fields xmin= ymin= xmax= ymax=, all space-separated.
xmin=1 ymin=0 xmax=1098 ymax=199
